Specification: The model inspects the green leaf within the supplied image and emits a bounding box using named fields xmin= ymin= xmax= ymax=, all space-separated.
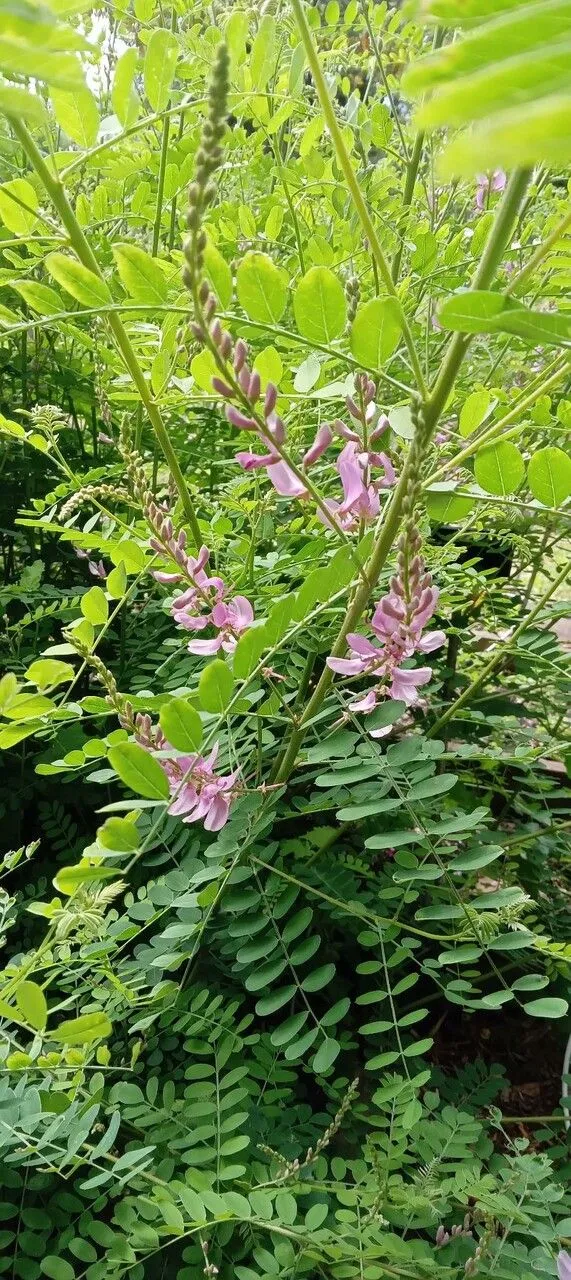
xmin=312 ymin=1036 xmax=340 ymax=1073
xmin=51 ymin=85 xmax=99 ymax=148
xmin=438 ymin=290 xmax=506 ymax=333
xmin=0 ymin=178 xmax=39 ymax=236
xmin=4 ymin=693 xmax=55 ymax=721
xmin=293 ymin=266 xmax=346 ymax=344
xmin=49 ymin=1011 xmax=112 ymax=1045
xmin=350 ymin=296 xmax=402 ymax=369
xmin=54 ymin=861 xmax=117 ymax=895
xmin=46 ymin=253 xmax=111 ymax=308
xmin=236 ymin=251 xmax=288 ymax=324
xmin=523 ymin=997 xmax=568 ymax=1019
xmin=41 ymin=1259 xmax=75 ymax=1280
xmin=0 ymin=86 xmax=48 ymax=125
xmin=0 ymin=672 xmax=19 ymax=712
xmin=108 ymin=742 xmax=169 ymax=800
xmin=250 ymin=14 xmax=276 ymax=90
xmin=426 ymin=486 xmax=475 ymax=523
xmin=159 ymin=698 xmax=203 ymax=752
xmin=107 ymin=562 xmax=127 ymax=599
xmin=15 ymin=980 xmax=48 ymax=1031
xmin=113 ymin=243 xmax=168 ymax=305
xmin=441 ymin=93 xmax=571 ymax=178
xmin=527 ymin=446 xmax=571 ymax=506
xmin=449 ymin=845 xmax=503 ymax=871
xmin=497 ymin=306 xmax=571 ymax=346
xmin=408 ymin=773 xmax=458 ymax=800
xmin=112 ymin=48 xmax=140 ymax=128
xmin=25 ymin=659 xmax=74 ymax=690
xmin=80 ymin=585 xmax=108 ymax=625
xmin=233 ymin=626 xmax=267 ymax=680
xmin=198 ymin=660 xmax=234 ymax=713
xmin=474 ymin=440 xmax=525 ymax=495
xmin=459 ymin=389 xmax=493 ymax=437
xmin=12 ymin=281 xmax=63 ymax=316
xmin=203 ymin=239 xmax=233 ymax=309
xmin=144 ymin=28 xmax=179 ymax=112
xmin=98 ymin=816 xmax=140 ymax=853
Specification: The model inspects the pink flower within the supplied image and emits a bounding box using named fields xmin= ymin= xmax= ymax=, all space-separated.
xmin=558 ymin=1253 xmax=571 ymax=1280
xmin=327 ymin=538 xmax=445 ymax=732
xmin=164 ymin=743 xmax=237 ymax=831
xmin=88 ymin=560 xmax=106 ymax=578
xmin=187 ymin=595 xmax=254 ymax=655
xmin=475 ymin=169 xmax=506 ymax=210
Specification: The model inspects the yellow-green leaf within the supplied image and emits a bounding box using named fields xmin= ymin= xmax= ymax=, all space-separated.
xmin=46 ymin=254 xmax=112 ymax=308
xmin=51 ymin=84 xmax=100 ymax=148
xmin=113 ymin=243 xmax=168 ymax=305
xmin=108 ymin=742 xmax=170 ymax=800
xmin=0 ymin=179 xmax=38 ymax=236
xmin=144 ymin=28 xmax=179 ymax=112
xmin=15 ymin=980 xmax=48 ymax=1031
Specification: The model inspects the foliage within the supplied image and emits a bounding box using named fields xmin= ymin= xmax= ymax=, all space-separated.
xmin=0 ymin=0 xmax=569 ymax=1277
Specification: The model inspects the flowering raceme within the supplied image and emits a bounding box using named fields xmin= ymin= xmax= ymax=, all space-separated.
xmin=327 ymin=526 xmax=445 ymax=733
xmin=162 ymin=742 xmax=238 ymax=831
xmin=132 ymin=714 xmax=237 ymax=832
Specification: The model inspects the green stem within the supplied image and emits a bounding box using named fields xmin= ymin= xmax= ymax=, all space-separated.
xmin=391 ymin=128 xmax=424 ymax=284
xmin=423 ymin=169 xmax=532 ymax=435
xmin=152 ymin=113 xmax=171 ymax=257
xmin=289 ymin=0 xmax=427 ymax=398
xmin=428 ymin=558 xmax=571 ymax=739
xmin=9 ymin=115 xmax=202 ymax=551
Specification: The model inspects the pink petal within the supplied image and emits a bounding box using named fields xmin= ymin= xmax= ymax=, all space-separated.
xmin=303 ymin=423 xmax=333 ymax=466
xmin=153 ymin=571 xmax=183 ymax=584
xmin=187 ymin=636 xmax=223 ymax=655
xmin=417 ymin=630 xmax=446 ymax=653
xmin=326 ymin=656 xmax=369 ymax=676
xmin=267 ymin=460 xmax=308 ymax=498
xmin=370 ymin=723 xmax=394 ymax=739
xmin=346 ymin=632 xmax=380 ymax=658
xmin=349 ymin=689 xmax=377 ymax=713
xmin=390 ymin=665 xmax=432 ymax=705
xmin=337 ymin=441 xmax=366 ymax=511
xmin=204 ymin=794 xmax=230 ymax=831
xmin=229 ymin=596 xmax=254 ymax=630
xmin=226 ymin=405 xmax=258 ymax=430
xmin=235 ymin=450 xmax=274 ymax=471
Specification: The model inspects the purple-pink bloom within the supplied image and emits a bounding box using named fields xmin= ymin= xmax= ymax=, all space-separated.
xmin=326 ymin=543 xmax=445 ymax=730
xmin=88 ymin=560 xmax=106 ymax=578
xmin=163 ymin=742 xmax=237 ymax=831
xmin=558 ymin=1252 xmax=571 ymax=1280
xmin=187 ymin=595 xmax=254 ymax=655
xmin=475 ymin=169 xmax=506 ymax=210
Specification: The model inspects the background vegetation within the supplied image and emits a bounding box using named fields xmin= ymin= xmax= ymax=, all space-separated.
xmin=0 ymin=0 xmax=570 ymax=1277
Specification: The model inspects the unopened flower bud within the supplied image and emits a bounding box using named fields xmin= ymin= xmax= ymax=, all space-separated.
xmin=264 ymin=382 xmax=278 ymax=416
xmin=212 ymin=376 xmax=234 ymax=399
xmin=233 ymin=339 xmax=248 ymax=371
xmin=248 ymin=371 xmax=261 ymax=403
xmin=225 ymin=405 xmax=258 ymax=430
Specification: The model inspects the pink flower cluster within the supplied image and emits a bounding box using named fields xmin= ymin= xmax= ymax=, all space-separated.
xmin=475 ymin=169 xmax=506 ymax=210
xmin=327 ymin=529 xmax=445 ymax=735
xmin=209 ymin=345 xmax=398 ymax=525
xmin=207 ymin=322 xmax=333 ymax=498
xmin=321 ymin=375 xmax=396 ymax=531
xmin=151 ymin=533 xmax=254 ymax=657
xmin=162 ymin=742 xmax=237 ymax=831
xmin=133 ymin=714 xmax=237 ymax=832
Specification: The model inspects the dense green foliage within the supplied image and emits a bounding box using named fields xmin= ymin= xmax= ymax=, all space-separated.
xmin=0 ymin=0 xmax=570 ymax=1278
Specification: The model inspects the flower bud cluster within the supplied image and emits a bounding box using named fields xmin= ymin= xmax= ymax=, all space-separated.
xmin=182 ymin=43 xmax=230 ymax=301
